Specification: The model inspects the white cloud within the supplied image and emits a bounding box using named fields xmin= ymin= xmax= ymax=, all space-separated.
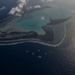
xmin=72 ymin=10 xmax=75 ymax=13
xmin=0 ymin=6 xmax=6 ymax=11
xmin=9 ymin=0 xmax=28 ymax=16
xmin=41 ymin=0 xmax=53 ymax=2
xmin=41 ymin=0 xmax=45 ymax=2
xmin=9 ymin=8 xmax=16 ymax=14
xmin=29 ymin=6 xmax=32 ymax=9
xmin=34 ymin=5 xmax=41 ymax=9
xmin=41 ymin=16 xmax=45 ymax=20
xmin=46 ymin=0 xmax=53 ymax=2
xmin=26 ymin=4 xmax=41 ymax=10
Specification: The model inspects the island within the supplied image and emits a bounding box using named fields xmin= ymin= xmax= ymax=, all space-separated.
xmin=0 ymin=16 xmax=71 ymax=45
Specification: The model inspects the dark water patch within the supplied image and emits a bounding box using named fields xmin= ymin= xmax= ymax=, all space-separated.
xmin=0 ymin=43 xmax=75 ymax=75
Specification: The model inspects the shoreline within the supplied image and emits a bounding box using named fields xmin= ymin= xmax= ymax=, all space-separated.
xmin=0 ymin=15 xmax=72 ymax=47
xmin=0 ymin=21 xmax=73 ymax=48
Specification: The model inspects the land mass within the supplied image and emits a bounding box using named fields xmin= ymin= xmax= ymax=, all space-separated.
xmin=0 ymin=17 xmax=71 ymax=45
xmin=47 ymin=17 xmax=71 ymax=25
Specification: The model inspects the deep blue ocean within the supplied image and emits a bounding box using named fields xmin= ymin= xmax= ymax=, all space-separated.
xmin=0 ymin=42 xmax=75 ymax=75
xmin=0 ymin=0 xmax=75 ymax=75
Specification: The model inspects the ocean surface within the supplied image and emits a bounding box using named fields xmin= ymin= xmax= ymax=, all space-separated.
xmin=0 ymin=0 xmax=75 ymax=75
xmin=0 ymin=42 xmax=75 ymax=75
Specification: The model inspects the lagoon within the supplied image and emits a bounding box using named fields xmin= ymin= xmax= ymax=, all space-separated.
xmin=9 ymin=6 xmax=71 ymax=34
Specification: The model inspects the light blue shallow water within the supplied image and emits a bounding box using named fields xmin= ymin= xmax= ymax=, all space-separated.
xmin=8 ymin=6 xmax=71 ymax=34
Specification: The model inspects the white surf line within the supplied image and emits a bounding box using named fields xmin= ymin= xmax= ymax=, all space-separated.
xmin=0 ymin=19 xmax=71 ymax=47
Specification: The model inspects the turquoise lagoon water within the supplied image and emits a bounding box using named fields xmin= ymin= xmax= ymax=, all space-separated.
xmin=8 ymin=7 xmax=71 ymax=34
